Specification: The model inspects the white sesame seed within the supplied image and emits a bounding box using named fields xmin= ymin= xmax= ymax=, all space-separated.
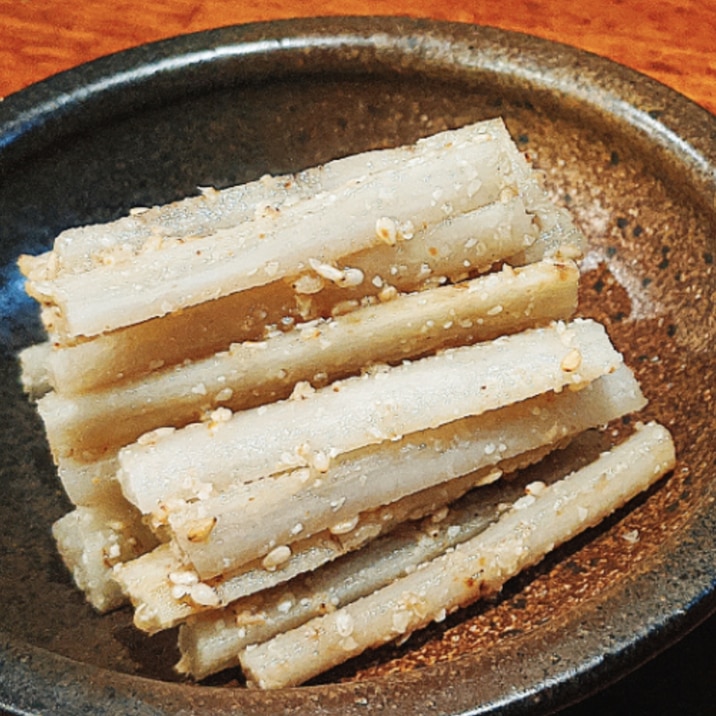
xmin=169 ymin=570 xmax=199 ymax=586
xmin=560 ymin=348 xmax=583 ymax=372
xmin=430 ymin=506 xmax=449 ymax=523
xmin=525 ymin=481 xmax=547 ymax=497
xmin=335 ymin=612 xmax=355 ymax=637
xmin=262 ymin=545 xmax=292 ymax=571
xmin=189 ymin=583 xmax=221 ymax=607
xmin=214 ymin=387 xmax=234 ymax=402
xmin=622 ymin=529 xmax=640 ymax=544
xmin=392 ymin=609 xmax=412 ymax=634
xmin=375 ymin=216 xmax=398 ymax=245
xmin=329 ymin=515 xmax=359 ymax=535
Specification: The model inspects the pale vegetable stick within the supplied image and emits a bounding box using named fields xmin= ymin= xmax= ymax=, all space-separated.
xmin=36 ymin=195 xmax=539 ymax=394
xmin=174 ymin=431 xmax=610 ymax=680
xmin=117 ymin=361 xmax=642 ymax=633
xmin=117 ymin=319 xmax=622 ymax=514
xmin=18 ymin=341 xmax=52 ymax=399
xmin=19 ymin=119 xmax=513 ymax=283
xmin=52 ymin=501 xmax=158 ymax=613
xmin=28 ymin=120 xmax=520 ymax=337
xmin=44 ymin=279 xmax=297 ymax=393
xmin=115 ymin=447 xmax=550 ymax=634
xmin=240 ymin=422 xmax=676 ymax=689
xmin=170 ymin=363 xmax=644 ymax=579
xmin=46 ymin=259 xmax=578 ymax=506
xmin=498 ymin=135 xmax=584 ymax=264
xmin=18 ymin=175 xmax=324 ymax=283
xmin=176 ymin=493 xmax=517 ymax=680
xmin=39 ymin=259 xmax=578 ymax=461
xmin=56 ymin=454 xmax=120 ymax=507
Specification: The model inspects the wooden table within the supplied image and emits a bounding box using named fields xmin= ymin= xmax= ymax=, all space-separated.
xmin=1 ymin=0 xmax=715 ymax=114
xmin=1 ymin=1 xmax=714 ymax=714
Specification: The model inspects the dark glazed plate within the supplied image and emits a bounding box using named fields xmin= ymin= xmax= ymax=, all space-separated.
xmin=0 ymin=16 xmax=714 ymax=716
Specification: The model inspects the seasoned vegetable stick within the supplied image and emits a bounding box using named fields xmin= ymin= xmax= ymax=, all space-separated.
xmin=17 ymin=340 xmax=52 ymax=399
xmin=240 ymin=422 xmax=676 ymax=689
xmin=20 ymin=119 xmax=515 ymax=283
xmin=169 ymin=364 xmax=644 ymax=580
xmin=117 ymin=318 xmax=622 ymax=514
xmin=38 ymin=259 xmax=578 ymax=461
xmin=115 ymin=447 xmax=552 ymax=634
xmin=174 ymin=429 xmax=625 ymax=680
xmin=33 ymin=195 xmax=539 ymax=395
xmin=116 ymin=362 xmax=643 ymax=633
xmin=52 ymin=501 xmax=158 ymax=613
xmin=28 ymin=120 xmax=533 ymax=338
xmin=176 ymin=479 xmax=540 ymax=680
xmin=55 ymin=454 xmax=120 ymax=507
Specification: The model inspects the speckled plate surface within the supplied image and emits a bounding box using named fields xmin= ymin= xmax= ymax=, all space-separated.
xmin=0 ymin=16 xmax=714 ymax=716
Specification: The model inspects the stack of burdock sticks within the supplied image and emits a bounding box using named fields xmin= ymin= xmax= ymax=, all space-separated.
xmin=17 ymin=118 xmax=675 ymax=688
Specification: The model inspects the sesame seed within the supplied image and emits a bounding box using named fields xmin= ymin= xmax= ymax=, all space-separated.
xmin=186 ymin=516 xmax=217 ymax=543
xmin=375 ymin=216 xmax=398 ymax=245
xmin=560 ymin=348 xmax=583 ymax=372
xmin=335 ymin=612 xmax=355 ymax=637
xmin=329 ymin=515 xmax=359 ymax=535
xmin=189 ymin=583 xmax=221 ymax=607
xmin=262 ymin=545 xmax=292 ymax=571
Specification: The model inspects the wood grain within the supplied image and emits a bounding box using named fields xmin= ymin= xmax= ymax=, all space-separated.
xmin=1 ymin=0 xmax=714 ymax=114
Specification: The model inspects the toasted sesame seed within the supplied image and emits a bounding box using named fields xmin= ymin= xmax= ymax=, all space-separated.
xmin=329 ymin=515 xmax=359 ymax=535
xmin=561 ymin=348 xmax=583 ymax=372
xmin=262 ymin=545 xmax=292 ymax=571
xmin=169 ymin=570 xmax=199 ymax=586
xmin=214 ymin=387 xmax=234 ymax=403
xmin=311 ymin=450 xmax=331 ymax=473
xmin=375 ymin=216 xmax=398 ymax=245
xmin=186 ymin=516 xmax=217 ymax=543
xmin=392 ymin=609 xmax=412 ymax=634
xmin=189 ymin=583 xmax=221 ymax=607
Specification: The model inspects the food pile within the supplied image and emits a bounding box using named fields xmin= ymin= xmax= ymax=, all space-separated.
xmin=17 ymin=118 xmax=675 ymax=688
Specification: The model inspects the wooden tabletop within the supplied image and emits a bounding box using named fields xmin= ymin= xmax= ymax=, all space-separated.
xmin=1 ymin=0 xmax=715 ymax=116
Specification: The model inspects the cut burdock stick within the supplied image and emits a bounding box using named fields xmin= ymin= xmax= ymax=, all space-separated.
xmin=115 ymin=362 xmax=643 ymax=633
xmin=173 ymin=430 xmax=618 ymax=680
xmin=18 ymin=169 xmax=327 ymax=284
xmin=114 ymin=447 xmax=554 ymax=634
xmin=38 ymin=259 xmax=578 ymax=461
xmin=175 ymin=483 xmax=535 ymax=680
xmin=117 ymin=318 xmax=622 ymax=514
xmin=25 ymin=119 xmax=532 ymax=338
xmin=169 ymin=364 xmax=644 ymax=580
xmin=239 ymin=422 xmax=676 ymax=689
xmin=498 ymin=133 xmax=583 ymax=266
xmin=55 ymin=454 xmax=120 ymax=507
xmin=52 ymin=501 xmax=159 ymax=613
xmin=19 ymin=119 xmax=518 ymax=284
xmin=32 ymin=195 xmax=540 ymax=395
xmin=17 ymin=340 xmax=52 ymax=400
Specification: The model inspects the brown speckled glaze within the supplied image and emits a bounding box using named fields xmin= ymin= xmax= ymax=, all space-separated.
xmin=0 ymin=16 xmax=713 ymax=716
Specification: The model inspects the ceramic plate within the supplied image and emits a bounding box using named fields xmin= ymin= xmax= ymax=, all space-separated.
xmin=0 ymin=16 xmax=714 ymax=716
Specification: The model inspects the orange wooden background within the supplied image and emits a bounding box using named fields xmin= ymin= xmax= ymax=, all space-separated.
xmin=1 ymin=0 xmax=715 ymax=115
